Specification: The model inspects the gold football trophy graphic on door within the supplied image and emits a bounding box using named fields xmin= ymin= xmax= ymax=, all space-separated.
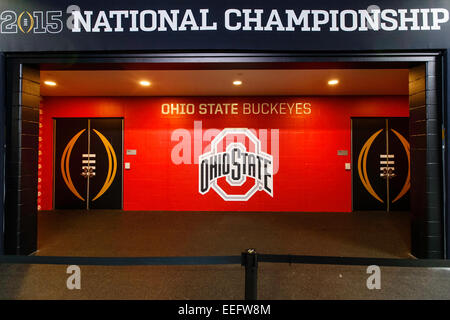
xmin=352 ymin=118 xmax=410 ymax=212
xmin=54 ymin=118 xmax=123 ymax=210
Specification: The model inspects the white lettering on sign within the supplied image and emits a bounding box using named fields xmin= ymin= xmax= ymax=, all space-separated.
xmin=0 ymin=10 xmax=64 ymax=34
xmin=0 ymin=7 xmax=448 ymax=34
xmin=66 ymin=8 xmax=449 ymax=33
xmin=72 ymin=9 xmax=218 ymax=32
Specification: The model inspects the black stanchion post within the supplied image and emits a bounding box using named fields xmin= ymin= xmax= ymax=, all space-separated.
xmin=242 ymin=248 xmax=258 ymax=300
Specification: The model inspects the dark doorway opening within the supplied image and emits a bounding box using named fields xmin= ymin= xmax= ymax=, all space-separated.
xmin=1 ymin=52 xmax=446 ymax=259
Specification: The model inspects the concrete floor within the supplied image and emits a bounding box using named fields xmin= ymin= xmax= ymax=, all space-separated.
xmin=1 ymin=210 xmax=449 ymax=299
xmin=36 ymin=210 xmax=411 ymax=257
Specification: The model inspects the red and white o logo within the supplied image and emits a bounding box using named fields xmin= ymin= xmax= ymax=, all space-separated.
xmin=199 ymin=128 xmax=273 ymax=201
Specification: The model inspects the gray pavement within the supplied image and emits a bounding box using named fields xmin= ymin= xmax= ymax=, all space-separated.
xmin=0 ymin=210 xmax=449 ymax=299
xmin=0 ymin=264 xmax=449 ymax=299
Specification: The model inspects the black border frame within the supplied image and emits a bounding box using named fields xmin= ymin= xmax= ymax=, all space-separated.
xmin=0 ymin=50 xmax=447 ymax=259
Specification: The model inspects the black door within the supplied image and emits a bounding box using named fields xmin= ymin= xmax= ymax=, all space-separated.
xmin=54 ymin=118 xmax=123 ymax=210
xmin=352 ymin=118 xmax=410 ymax=212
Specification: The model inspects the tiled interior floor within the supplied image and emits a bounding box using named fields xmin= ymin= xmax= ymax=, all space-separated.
xmin=36 ymin=210 xmax=411 ymax=258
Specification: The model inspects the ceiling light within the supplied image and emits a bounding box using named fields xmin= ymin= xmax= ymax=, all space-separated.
xmin=139 ymin=80 xmax=151 ymax=86
xmin=328 ymin=79 xmax=339 ymax=85
xmin=44 ymin=80 xmax=57 ymax=86
xmin=233 ymin=80 xmax=242 ymax=86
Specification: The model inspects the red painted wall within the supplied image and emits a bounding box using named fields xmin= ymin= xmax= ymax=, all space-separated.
xmin=39 ymin=96 xmax=409 ymax=212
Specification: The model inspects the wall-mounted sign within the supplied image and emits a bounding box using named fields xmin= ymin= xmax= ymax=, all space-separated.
xmin=0 ymin=1 xmax=449 ymax=52
xmin=126 ymin=149 xmax=137 ymax=155
xmin=69 ymin=8 xmax=450 ymax=33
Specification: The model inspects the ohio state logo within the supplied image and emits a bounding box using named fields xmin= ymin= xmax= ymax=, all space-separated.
xmin=199 ymin=128 xmax=273 ymax=201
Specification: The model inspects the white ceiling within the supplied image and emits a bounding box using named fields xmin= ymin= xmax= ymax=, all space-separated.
xmin=40 ymin=69 xmax=409 ymax=97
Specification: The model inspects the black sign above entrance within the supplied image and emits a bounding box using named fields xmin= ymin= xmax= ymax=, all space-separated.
xmin=0 ymin=0 xmax=450 ymax=52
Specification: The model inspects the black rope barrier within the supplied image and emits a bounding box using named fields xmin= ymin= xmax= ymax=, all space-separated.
xmin=1 ymin=250 xmax=450 ymax=300
xmin=0 ymin=255 xmax=242 ymax=266
xmin=257 ymin=254 xmax=450 ymax=268
xmin=242 ymin=250 xmax=450 ymax=300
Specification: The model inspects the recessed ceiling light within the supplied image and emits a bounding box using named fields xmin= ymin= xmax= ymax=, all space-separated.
xmin=139 ymin=80 xmax=151 ymax=86
xmin=233 ymin=80 xmax=242 ymax=86
xmin=44 ymin=80 xmax=57 ymax=86
xmin=328 ymin=79 xmax=339 ymax=85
